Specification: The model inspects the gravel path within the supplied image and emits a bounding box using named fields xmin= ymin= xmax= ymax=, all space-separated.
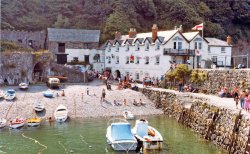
xmin=0 ymin=80 xmax=163 ymax=121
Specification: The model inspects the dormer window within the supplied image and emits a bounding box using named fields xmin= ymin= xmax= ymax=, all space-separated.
xmin=145 ymin=43 xmax=149 ymax=51
xmin=126 ymin=56 xmax=129 ymax=64
xmin=116 ymin=56 xmax=119 ymax=64
xmin=108 ymin=56 xmax=111 ymax=64
xmin=115 ymin=44 xmax=119 ymax=52
xmin=155 ymin=56 xmax=160 ymax=65
xmin=173 ymin=36 xmax=183 ymax=50
xmin=107 ymin=44 xmax=111 ymax=52
xmin=135 ymin=56 xmax=140 ymax=64
xmin=135 ymin=43 xmax=140 ymax=51
xmin=145 ymin=56 xmax=149 ymax=64
xmin=155 ymin=42 xmax=160 ymax=50
xmin=126 ymin=44 xmax=129 ymax=51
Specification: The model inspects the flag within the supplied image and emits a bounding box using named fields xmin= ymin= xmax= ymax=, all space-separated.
xmin=192 ymin=23 xmax=203 ymax=31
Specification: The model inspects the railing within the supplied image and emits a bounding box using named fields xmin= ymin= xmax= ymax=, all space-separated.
xmin=163 ymin=48 xmax=195 ymax=56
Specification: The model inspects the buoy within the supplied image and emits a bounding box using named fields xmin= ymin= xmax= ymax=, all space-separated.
xmin=89 ymin=145 xmax=92 ymax=148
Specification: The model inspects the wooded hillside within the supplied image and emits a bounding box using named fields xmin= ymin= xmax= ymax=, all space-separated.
xmin=1 ymin=0 xmax=250 ymax=43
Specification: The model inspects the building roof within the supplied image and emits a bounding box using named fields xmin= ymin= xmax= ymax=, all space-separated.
xmin=205 ymin=37 xmax=231 ymax=47
xmin=182 ymin=32 xmax=199 ymax=41
xmin=47 ymin=28 xmax=100 ymax=42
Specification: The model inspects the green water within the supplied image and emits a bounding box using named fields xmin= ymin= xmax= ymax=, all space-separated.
xmin=0 ymin=115 xmax=225 ymax=154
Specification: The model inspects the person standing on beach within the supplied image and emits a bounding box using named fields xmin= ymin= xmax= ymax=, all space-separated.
xmin=87 ymin=88 xmax=89 ymax=95
xmin=233 ymin=87 xmax=239 ymax=109
xmin=123 ymin=99 xmax=128 ymax=106
xmin=245 ymin=95 xmax=250 ymax=112
xmin=239 ymin=91 xmax=246 ymax=109
xmin=102 ymin=88 xmax=106 ymax=102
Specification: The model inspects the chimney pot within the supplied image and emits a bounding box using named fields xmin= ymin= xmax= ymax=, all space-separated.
xmin=152 ymin=24 xmax=158 ymax=42
xmin=227 ymin=35 xmax=231 ymax=45
xmin=128 ymin=28 xmax=137 ymax=38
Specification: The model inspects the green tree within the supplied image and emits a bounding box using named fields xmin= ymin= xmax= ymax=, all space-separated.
xmin=53 ymin=14 xmax=70 ymax=28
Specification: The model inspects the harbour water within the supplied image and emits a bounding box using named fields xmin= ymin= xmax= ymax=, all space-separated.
xmin=0 ymin=115 xmax=225 ymax=154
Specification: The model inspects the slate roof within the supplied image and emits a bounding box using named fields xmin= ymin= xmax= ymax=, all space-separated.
xmin=182 ymin=32 xmax=199 ymax=41
xmin=47 ymin=28 xmax=100 ymax=42
xmin=206 ymin=38 xmax=231 ymax=47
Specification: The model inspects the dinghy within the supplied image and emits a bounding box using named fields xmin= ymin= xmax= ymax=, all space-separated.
xmin=34 ymin=101 xmax=45 ymax=112
xmin=0 ymin=118 xmax=7 ymax=128
xmin=9 ymin=117 xmax=25 ymax=129
xmin=26 ymin=117 xmax=41 ymax=127
xmin=43 ymin=91 xmax=53 ymax=98
xmin=54 ymin=104 xmax=68 ymax=122
xmin=19 ymin=82 xmax=28 ymax=90
xmin=4 ymin=89 xmax=16 ymax=100
xmin=132 ymin=119 xmax=163 ymax=150
xmin=106 ymin=118 xmax=137 ymax=151
xmin=123 ymin=110 xmax=135 ymax=120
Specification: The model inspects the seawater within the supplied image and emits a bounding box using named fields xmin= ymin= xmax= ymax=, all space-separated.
xmin=0 ymin=115 xmax=226 ymax=154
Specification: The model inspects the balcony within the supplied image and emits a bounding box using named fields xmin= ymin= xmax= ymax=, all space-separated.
xmin=163 ymin=48 xmax=195 ymax=56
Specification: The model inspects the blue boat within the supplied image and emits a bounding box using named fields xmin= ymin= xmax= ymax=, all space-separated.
xmin=43 ymin=91 xmax=54 ymax=98
xmin=4 ymin=89 xmax=16 ymax=100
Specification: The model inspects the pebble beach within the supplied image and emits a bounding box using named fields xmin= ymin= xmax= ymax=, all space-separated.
xmin=0 ymin=80 xmax=163 ymax=121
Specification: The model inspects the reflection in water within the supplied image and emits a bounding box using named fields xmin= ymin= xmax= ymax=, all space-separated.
xmin=0 ymin=115 xmax=225 ymax=154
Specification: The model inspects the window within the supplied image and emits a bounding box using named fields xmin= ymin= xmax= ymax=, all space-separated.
xmin=126 ymin=44 xmax=129 ymax=51
xmin=155 ymin=56 xmax=160 ymax=65
xmin=145 ymin=43 xmax=149 ymax=51
xmin=221 ymin=47 xmax=225 ymax=53
xmin=212 ymin=56 xmax=217 ymax=64
xmin=135 ymin=43 xmax=140 ymax=51
xmin=116 ymin=44 xmax=119 ymax=52
xmin=174 ymin=42 xmax=177 ymax=49
xmin=177 ymin=42 xmax=182 ymax=50
xmin=145 ymin=56 xmax=149 ymax=64
xmin=208 ymin=47 xmax=211 ymax=53
xmin=116 ymin=56 xmax=119 ymax=64
xmin=136 ymin=56 xmax=140 ymax=64
xmin=198 ymin=42 xmax=202 ymax=49
xmin=195 ymin=42 xmax=198 ymax=49
xmin=83 ymin=43 xmax=91 ymax=49
xmin=155 ymin=42 xmax=160 ymax=50
xmin=126 ymin=56 xmax=129 ymax=64
xmin=107 ymin=44 xmax=111 ymax=52
xmin=108 ymin=57 xmax=111 ymax=64
xmin=136 ymin=73 xmax=140 ymax=80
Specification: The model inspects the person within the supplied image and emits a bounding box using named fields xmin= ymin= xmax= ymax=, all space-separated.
xmin=239 ymin=91 xmax=246 ymax=109
xmin=133 ymin=99 xmax=139 ymax=106
xmin=139 ymin=99 xmax=146 ymax=106
xmin=245 ymin=95 xmax=250 ymax=112
xmin=102 ymin=88 xmax=106 ymax=102
xmin=87 ymin=88 xmax=89 ymax=95
xmin=178 ymin=80 xmax=183 ymax=92
xmin=233 ymin=87 xmax=239 ymax=108
xmin=61 ymin=90 xmax=65 ymax=96
xmin=123 ymin=99 xmax=128 ymax=106
xmin=218 ymin=87 xmax=225 ymax=97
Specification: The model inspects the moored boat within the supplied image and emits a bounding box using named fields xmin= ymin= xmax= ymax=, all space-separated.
xmin=54 ymin=104 xmax=68 ymax=122
xmin=19 ymin=82 xmax=29 ymax=90
xmin=43 ymin=91 xmax=54 ymax=98
xmin=106 ymin=118 xmax=137 ymax=151
xmin=0 ymin=118 xmax=7 ymax=128
xmin=4 ymin=89 xmax=16 ymax=100
xmin=123 ymin=110 xmax=135 ymax=120
xmin=34 ymin=101 xmax=45 ymax=112
xmin=9 ymin=117 xmax=25 ymax=129
xmin=26 ymin=117 xmax=41 ymax=127
xmin=132 ymin=119 xmax=163 ymax=150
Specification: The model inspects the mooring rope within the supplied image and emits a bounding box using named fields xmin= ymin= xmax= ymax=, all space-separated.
xmin=58 ymin=141 xmax=68 ymax=154
xmin=80 ymin=135 xmax=88 ymax=145
xmin=21 ymin=133 xmax=47 ymax=154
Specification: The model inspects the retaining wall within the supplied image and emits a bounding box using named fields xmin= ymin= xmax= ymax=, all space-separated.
xmin=140 ymin=88 xmax=250 ymax=154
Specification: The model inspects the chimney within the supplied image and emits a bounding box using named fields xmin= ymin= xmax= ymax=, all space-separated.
xmin=227 ymin=35 xmax=231 ymax=45
xmin=152 ymin=24 xmax=158 ymax=42
xmin=115 ymin=31 xmax=121 ymax=40
xmin=128 ymin=28 xmax=137 ymax=38
xmin=178 ymin=25 xmax=183 ymax=32
xmin=174 ymin=26 xmax=177 ymax=30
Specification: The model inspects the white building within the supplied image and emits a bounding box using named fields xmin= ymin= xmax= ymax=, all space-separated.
xmin=104 ymin=24 xmax=232 ymax=81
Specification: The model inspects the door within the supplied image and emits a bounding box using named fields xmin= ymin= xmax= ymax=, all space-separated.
xmin=58 ymin=43 xmax=65 ymax=53
xmin=84 ymin=55 xmax=89 ymax=64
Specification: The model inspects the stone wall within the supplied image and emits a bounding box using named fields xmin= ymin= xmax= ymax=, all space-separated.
xmin=199 ymin=69 xmax=250 ymax=94
xmin=140 ymin=88 xmax=250 ymax=154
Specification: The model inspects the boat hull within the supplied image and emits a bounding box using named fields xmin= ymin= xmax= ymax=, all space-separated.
xmin=55 ymin=116 xmax=67 ymax=122
xmin=34 ymin=107 xmax=44 ymax=112
xmin=108 ymin=141 xmax=137 ymax=151
xmin=27 ymin=122 xmax=40 ymax=127
xmin=9 ymin=122 xmax=24 ymax=129
xmin=142 ymin=140 xmax=163 ymax=150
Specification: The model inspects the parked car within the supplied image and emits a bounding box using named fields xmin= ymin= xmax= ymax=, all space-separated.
xmin=46 ymin=78 xmax=60 ymax=89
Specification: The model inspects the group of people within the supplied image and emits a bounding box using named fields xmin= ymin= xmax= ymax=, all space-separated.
xmin=133 ymin=99 xmax=146 ymax=106
xmin=230 ymin=87 xmax=250 ymax=111
xmin=142 ymin=77 xmax=159 ymax=88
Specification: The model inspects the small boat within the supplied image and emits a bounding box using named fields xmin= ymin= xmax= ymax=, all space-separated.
xmin=19 ymin=82 xmax=28 ymax=90
xmin=106 ymin=118 xmax=137 ymax=151
xmin=34 ymin=102 xmax=45 ymax=112
xmin=9 ymin=117 xmax=25 ymax=129
xmin=4 ymin=89 xmax=16 ymax=100
xmin=132 ymin=119 xmax=163 ymax=150
xmin=43 ymin=91 xmax=53 ymax=98
xmin=47 ymin=76 xmax=67 ymax=82
xmin=123 ymin=110 xmax=135 ymax=120
xmin=26 ymin=117 xmax=41 ymax=127
xmin=54 ymin=104 xmax=68 ymax=122
xmin=0 ymin=118 xmax=7 ymax=128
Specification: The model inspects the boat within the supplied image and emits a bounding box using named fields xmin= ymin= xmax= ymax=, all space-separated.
xmin=123 ymin=110 xmax=135 ymax=120
xmin=26 ymin=117 xmax=41 ymax=127
xmin=19 ymin=82 xmax=28 ymax=90
xmin=47 ymin=76 xmax=67 ymax=82
xmin=4 ymin=89 xmax=16 ymax=100
xmin=9 ymin=117 xmax=25 ymax=129
xmin=106 ymin=118 xmax=137 ymax=151
xmin=0 ymin=118 xmax=7 ymax=128
xmin=34 ymin=101 xmax=45 ymax=112
xmin=0 ymin=91 xmax=4 ymax=99
xmin=43 ymin=91 xmax=54 ymax=98
xmin=46 ymin=78 xmax=60 ymax=89
xmin=132 ymin=119 xmax=163 ymax=150
xmin=54 ymin=104 xmax=68 ymax=122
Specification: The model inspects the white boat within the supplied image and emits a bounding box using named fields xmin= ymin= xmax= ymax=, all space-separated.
xmin=123 ymin=110 xmax=135 ymax=120
xmin=4 ymin=89 xmax=16 ymax=100
xmin=34 ymin=102 xmax=45 ymax=112
xmin=132 ymin=119 xmax=163 ymax=150
xmin=106 ymin=118 xmax=137 ymax=151
xmin=9 ymin=117 xmax=25 ymax=129
xmin=0 ymin=118 xmax=7 ymax=128
xmin=19 ymin=82 xmax=28 ymax=90
xmin=54 ymin=104 xmax=68 ymax=122
xmin=26 ymin=117 xmax=41 ymax=127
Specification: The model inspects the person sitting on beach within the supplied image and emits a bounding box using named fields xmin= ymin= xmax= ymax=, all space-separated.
xmin=218 ymin=87 xmax=225 ymax=97
xmin=139 ymin=99 xmax=146 ymax=106
xmin=123 ymin=99 xmax=128 ymax=106
xmin=133 ymin=99 xmax=140 ymax=106
xmin=61 ymin=90 xmax=65 ymax=96
xmin=113 ymin=100 xmax=121 ymax=106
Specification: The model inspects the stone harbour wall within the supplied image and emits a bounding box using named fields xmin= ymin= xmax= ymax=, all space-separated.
xmin=140 ymin=88 xmax=250 ymax=154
